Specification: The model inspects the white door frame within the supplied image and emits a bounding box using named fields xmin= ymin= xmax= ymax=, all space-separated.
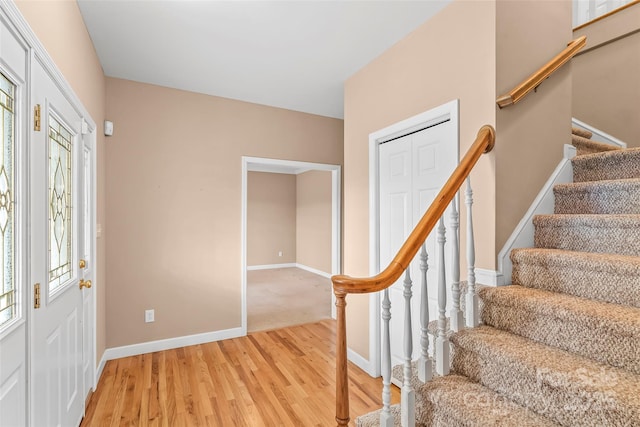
xmin=363 ymin=99 xmax=459 ymax=377
xmin=241 ymin=156 xmax=341 ymax=335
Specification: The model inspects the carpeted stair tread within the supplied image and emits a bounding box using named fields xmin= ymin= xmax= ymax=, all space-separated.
xmin=451 ymin=326 xmax=640 ymax=426
xmin=478 ymin=285 xmax=640 ymax=374
xmin=511 ymin=248 xmax=640 ymax=308
xmin=534 ymin=214 xmax=640 ymax=256
xmin=355 ymin=375 xmax=560 ymax=427
xmin=554 ymin=178 xmax=640 ymax=214
xmin=572 ymin=148 xmax=640 ymax=183
xmin=572 ymin=127 xmax=593 ymax=139
xmin=571 ymin=134 xmax=620 ymax=156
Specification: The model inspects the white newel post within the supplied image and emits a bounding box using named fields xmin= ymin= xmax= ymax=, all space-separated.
xmin=418 ymin=243 xmax=432 ymax=383
xmin=436 ymin=217 xmax=450 ymax=375
xmin=401 ymin=269 xmax=415 ymax=427
xmin=449 ymin=197 xmax=463 ymax=332
xmin=380 ymin=289 xmax=394 ymax=427
xmin=465 ymin=177 xmax=479 ymax=328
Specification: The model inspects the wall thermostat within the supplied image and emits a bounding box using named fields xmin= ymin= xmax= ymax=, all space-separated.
xmin=104 ymin=120 xmax=114 ymax=136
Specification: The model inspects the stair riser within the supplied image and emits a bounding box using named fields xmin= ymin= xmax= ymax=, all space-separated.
xmin=573 ymin=152 xmax=640 ymax=183
xmin=554 ymin=186 xmax=640 ymax=214
xmin=511 ymin=261 xmax=640 ymax=308
xmin=480 ymin=302 xmax=640 ymax=376
xmin=534 ymin=223 xmax=640 ymax=256
xmin=452 ymin=347 xmax=634 ymax=427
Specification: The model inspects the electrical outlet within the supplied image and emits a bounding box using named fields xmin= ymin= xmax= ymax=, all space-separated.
xmin=145 ymin=309 xmax=155 ymax=323
xmin=278 ymin=251 xmax=283 ymax=257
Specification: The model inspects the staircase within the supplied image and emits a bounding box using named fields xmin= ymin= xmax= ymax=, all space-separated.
xmin=356 ymin=128 xmax=640 ymax=426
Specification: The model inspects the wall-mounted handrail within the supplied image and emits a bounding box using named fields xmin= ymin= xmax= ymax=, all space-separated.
xmin=331 ymin=124 xmax=495 ymax=426
xmin=496 ymin=36 xmax=586 ymax=108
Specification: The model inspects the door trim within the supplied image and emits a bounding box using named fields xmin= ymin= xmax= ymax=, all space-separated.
xmin=360 ymin=99 xmax=459 ymax=377
xmin=241 ymin=157 xmax=341 ymax=335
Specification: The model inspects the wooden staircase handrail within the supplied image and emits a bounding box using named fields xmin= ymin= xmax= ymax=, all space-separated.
xmin=496 ymin=36 xmax=586 ymax=108
xmin=332 ymin=124 xmax=495 ymax=427
xmin=332 ymin=124 xmax=495 ymax=296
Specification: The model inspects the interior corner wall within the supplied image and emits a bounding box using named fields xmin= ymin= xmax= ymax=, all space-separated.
xmin=16 ymin=0 xmax=107 ymax=366
xmin=296 ymin=170 xmax=332 ymax=274
xmin=572 ymin=4 xmax=640 ymax=146
xmin=495 ymin=0 xmax=573 ymax=253
xmin=247 ymin=172 xmax=297 ymax=266
xmin=105 ymin=78 xmax=343 ymax=348
xmin=343 ymin=0 xmax=497 ymax=359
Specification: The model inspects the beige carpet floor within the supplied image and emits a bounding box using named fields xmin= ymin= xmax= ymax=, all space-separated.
xmin=247 ymin=267 xmax=332 ymax=332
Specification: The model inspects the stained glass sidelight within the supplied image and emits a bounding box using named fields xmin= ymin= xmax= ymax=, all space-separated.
xmin=0 ymin=73 xmax=15 ymax=327
xmin=49 ymin=115 xmax=72 ymax=292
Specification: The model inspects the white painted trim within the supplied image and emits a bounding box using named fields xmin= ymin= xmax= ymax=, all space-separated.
xmin=475 ymin=268 xmax=504 ymax=287
xmin=367 ymin=100 xmax=460 ymax=379
xmin=497 ymin=144 xmax=576 ymax=285
xmin=96 ymin=353 xmax=107 ymax=386
xmin=295 ymin=263 xmax=332 ymax=279
xmin=347 ymin=348 xmax=378 ymax=377
xmin=103 ymin=327 xmax=244 ymax=361
xmin=241 ymin=157 xmax=342 ymax=335
xmin=572 ymin=117 xmax=627 ymax=148
xmin=247 ymin=263 xmax=297 ymax=271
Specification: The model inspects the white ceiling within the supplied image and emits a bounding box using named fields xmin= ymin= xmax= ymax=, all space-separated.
xmin=77 ymin=0 xmax=451 ymax=119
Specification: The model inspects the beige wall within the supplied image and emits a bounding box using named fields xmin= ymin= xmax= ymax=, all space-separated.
xmin=573 ymin=3 xmax=640 ymax=146
xmin=343 ymin=0 xmax=497 ymax=358
xmin=247 ymin=172 xmax=296 ymax=265
xmin=105 ymin=78 xmax=343 ymax=347
xmin=296 ymin=170 xmax=332 ymax=273
xmin=16 ymin=0 xmax=107 ymax=365
xmin=494 ymin=0 xmax=573 ymax=252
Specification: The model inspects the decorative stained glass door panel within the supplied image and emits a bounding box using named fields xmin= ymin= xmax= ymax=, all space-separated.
xmin=30 ymin=59 xmax=84 ymax=427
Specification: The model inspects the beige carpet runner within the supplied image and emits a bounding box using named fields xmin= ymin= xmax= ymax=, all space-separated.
xmin=357 ymin=128 xmax=640 ymax=426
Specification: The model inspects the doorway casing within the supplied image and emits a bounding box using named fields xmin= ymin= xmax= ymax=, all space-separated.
xmin=241 ymin=157 xmax=342 ymax=335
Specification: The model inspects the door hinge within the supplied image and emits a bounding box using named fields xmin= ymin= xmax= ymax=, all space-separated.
xmin=34 ymin=104 xmax=41 ymax=131
xmin=34 ymin=283 xmax=41 ymax=309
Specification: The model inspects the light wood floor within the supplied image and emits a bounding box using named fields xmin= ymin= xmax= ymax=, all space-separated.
xmin=81 ymin=320 xmax=399 ymax=426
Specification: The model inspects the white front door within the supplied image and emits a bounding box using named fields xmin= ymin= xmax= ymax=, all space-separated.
xmin=30 ymin=58 xmax=85 ymax=427
xmin=379 ymin=119 xmax=457 ymax=367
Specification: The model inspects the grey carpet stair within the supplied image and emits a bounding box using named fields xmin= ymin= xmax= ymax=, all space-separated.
xmin=554 ymin=178 xmax=640 ymax=214
xmin=571 ymin=127 xmax=593 ymax=139
xmin=571 ymin=134 xmax=619 ymax=156
xmin=451 ymin=326 xmax=640 ymax=427
xmin=573 ymin=148 xmax=640 ymax=183
xmin=356 ymin=374 xmax=560 ymax=427
xmin=511 ymin=248 xmax=640 ymax=308
xmin=533 ymin=214 xmax=640 ymax=256
xmin=479 ymin=285 xmax=640 ymax=375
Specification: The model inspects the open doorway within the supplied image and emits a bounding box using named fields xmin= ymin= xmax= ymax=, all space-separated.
xmin=241 ymin=157 xmax=341 ymax=334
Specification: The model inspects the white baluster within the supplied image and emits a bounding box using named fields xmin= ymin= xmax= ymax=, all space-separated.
xmin=401 ymin=269 xmax=415 ymax=427
xmin=418 ymin=243 xmax=432 ymax=383
xmin=449 ymin=197 xmax=463 ymax=332
xmin=436 ymin=217 xmax=450 ymax=376
xmin=380 ymin=289 xmax=394 ymax=427
xmin=465 ymin=177 xmax=479 ymax=328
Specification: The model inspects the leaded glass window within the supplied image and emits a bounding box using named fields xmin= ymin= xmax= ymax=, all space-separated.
xmin=0 ymin=73 xmax=15 ymax=327
xmin=49 ymin=116 xmax=72 ymax=292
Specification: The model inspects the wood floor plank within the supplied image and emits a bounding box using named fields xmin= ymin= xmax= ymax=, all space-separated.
xmin=82 ymin=320 xmax=399 ymax=426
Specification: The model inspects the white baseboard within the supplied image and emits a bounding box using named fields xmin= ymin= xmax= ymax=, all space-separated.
xmin=96 ymin=352 xmax=107 ymax=386
xmin=475 ymin=268 xmax=505 ymax=287
xmin=348 ymin=348 xmax=378 ymax=377
xmin=247 ymin=262 xmax=331 ymax=279
xmin=247 ymin=263 xmax=296 ymax=271
xmin=295 ymin=263 xmax=332 ymax=279
xmin=102 ymin=327 xmax=244 ymax=361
